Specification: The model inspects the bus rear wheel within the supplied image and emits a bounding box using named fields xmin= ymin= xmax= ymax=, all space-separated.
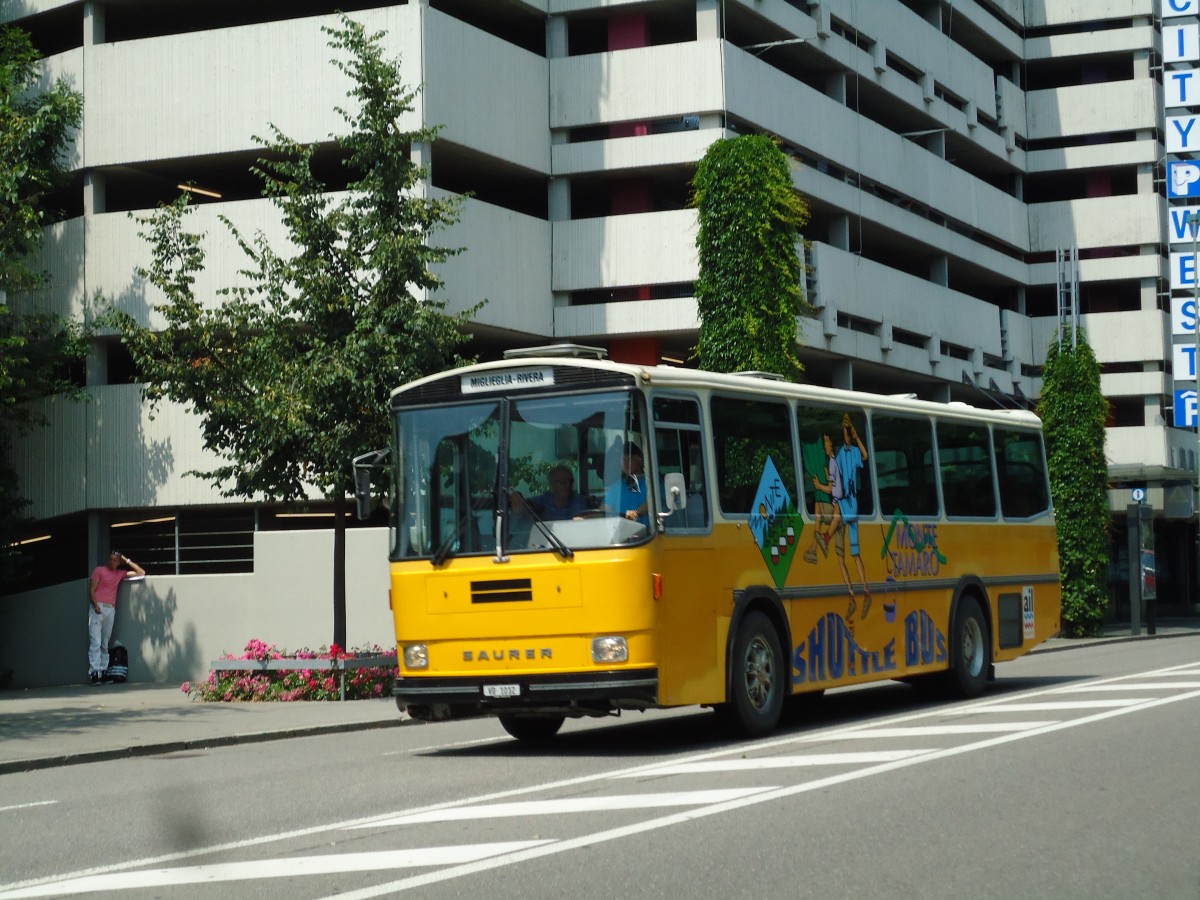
xmin=498 ymin=714 xmax=565 ymax=742
xmin=720 ymin=610 xmax=785 ymax=738
xmin=945 ymin=596 xmax=990 ymax=698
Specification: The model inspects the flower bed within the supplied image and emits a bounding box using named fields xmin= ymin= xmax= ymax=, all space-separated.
xmin=182 ymin=639 xmax=397 ymax=701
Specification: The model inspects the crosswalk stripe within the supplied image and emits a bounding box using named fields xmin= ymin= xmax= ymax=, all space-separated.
xmin=616 ymin=750 xmax=930 ymax=776
xmin=1053 ymin=682 xmax=1200 ymax=692
xmin=353 ymin=787 xmax=776 ymax=828
xmin=0 ymin=843 xmax=556 ymax=899
xmin=948 ymin=700 xmax=1143 ymax=712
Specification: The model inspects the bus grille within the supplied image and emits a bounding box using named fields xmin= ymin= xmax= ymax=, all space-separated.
xmin=471 ymin=578 xmax=533 ymax=604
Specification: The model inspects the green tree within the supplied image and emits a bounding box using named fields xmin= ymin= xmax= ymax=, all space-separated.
xmin=1038 ymin=326 xmax=1110 ymax=636
xmin=107 ymin=16 xmax=480 ymax=646
xmin=691 ymin=133 xmax=810 ymax=378
xmin=0 ymin=25 xmax=87 ymax=585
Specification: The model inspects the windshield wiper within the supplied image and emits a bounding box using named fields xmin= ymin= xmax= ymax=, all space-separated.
xmin=508 ymin=489 xmax=574 ymax=560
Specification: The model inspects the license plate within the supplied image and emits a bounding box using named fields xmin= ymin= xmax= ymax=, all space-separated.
xmin=483 ymin=683 xmax=520 ymax=698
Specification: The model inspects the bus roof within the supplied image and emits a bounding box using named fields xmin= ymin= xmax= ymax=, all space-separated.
xmin=392 ymin=357 xmax=1043 ymax=429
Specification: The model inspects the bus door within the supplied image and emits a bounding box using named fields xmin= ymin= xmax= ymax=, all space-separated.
xmin=650 ymin=395 xmax=720 ymax=705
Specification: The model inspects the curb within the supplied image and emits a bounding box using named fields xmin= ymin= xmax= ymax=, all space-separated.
xmin=0 ymin=716 xmax=410 ymax=776
xmin=1032 ymin=630 xmax=1200 ymax=654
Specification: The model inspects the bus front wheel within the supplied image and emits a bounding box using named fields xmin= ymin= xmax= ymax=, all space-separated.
xmin=720 ymin=610 xmax=785 ymax=738
xmin=945 ymin=596 xmax=990 ymax=698
xmin=499 ymin=714 xmax=565 ymax=742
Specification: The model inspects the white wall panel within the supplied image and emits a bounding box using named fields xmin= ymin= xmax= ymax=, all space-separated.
xmin=550 ymin=41 xmax=725 ymax=129
xmin=552 ymin=130 xmax=718 ymax=176
xmin=8 ymin=396 xmax=88 ymax=521
xmin=1106 ymin=426 xmax=1173 ymax=470
xmin=1027 ymin=80 xmax=1157 ymax=142
xmin=39 ymin=48 xmax=83 ymax=170
xmin=1029 ymin=195 xmax=1164 ymax=251
xmin=423 ymin=9 xmax=550 ymax=173
xmin=1028 ymin=254 xmax=1163 ymax=287
xmin=1027 ymin=0 xmax=1153 ymax=28
xmin=1083 ymin=310 xmax=1169 ymax=363
xmin=551 ymin=210 xmax=697 ymax=291
xmin=436 ymin=195 xmax=552 ymax=333
xmin=90 ymin=197 xmax=296 ymax=329
xmin=86 ymin=385 xmax=231 ymax=510
xmin=1025 ymin=24 xmax=1155 ymax=61
xmin=1100 ymin=371 xmax=1170 ymax=396
xmin=14 ymin=217 xmax=85 ymax=322
xmin=83 ymin=7 xmax=425 ymax=167
xmin=555 ymin=297 xmax=698 ymax=338
xmin=1027 ymin=137 xmax=1157 ymax=174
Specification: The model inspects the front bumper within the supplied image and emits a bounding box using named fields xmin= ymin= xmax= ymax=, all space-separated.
xmin=394 ymin=669 xmax=659 ymax=719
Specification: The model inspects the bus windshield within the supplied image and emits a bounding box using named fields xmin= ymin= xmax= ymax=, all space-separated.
xmin=393 ymin=389 xmax=651 ymax=560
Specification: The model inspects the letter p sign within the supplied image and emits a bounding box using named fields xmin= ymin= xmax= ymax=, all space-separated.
xmin=1171 ymin=162 xmax=1200 ymax=199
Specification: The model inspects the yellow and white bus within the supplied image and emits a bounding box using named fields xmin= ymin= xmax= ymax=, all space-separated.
xmin=357 ymin=347 xmax=1060 ymax=741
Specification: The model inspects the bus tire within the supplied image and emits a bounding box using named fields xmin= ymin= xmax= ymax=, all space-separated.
xmin=721 ymin=610 xmax=785 ymax=738
xmin=498 ymin=714 xmax=565 ymax=742
xmin=944 ymin=596 xmax=990 ymax=698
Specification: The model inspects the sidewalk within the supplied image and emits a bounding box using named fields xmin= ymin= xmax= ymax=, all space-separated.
xmin=1 ymin=620 xmax=1197 ymax=775
xmin=0 ymin=683 xmax=407 ymax=775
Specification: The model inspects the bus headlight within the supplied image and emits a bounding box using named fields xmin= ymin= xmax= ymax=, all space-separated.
xmin=592 ymin=636 xmax=628 ymax=663
xmin=403 ymin=644 xmax=429 ymax=669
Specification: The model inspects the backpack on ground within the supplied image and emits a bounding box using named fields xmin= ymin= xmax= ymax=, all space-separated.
xmin=104 ymin=642 xmax=129 ymax=683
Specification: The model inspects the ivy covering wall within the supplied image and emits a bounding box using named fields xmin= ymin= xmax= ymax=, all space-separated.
xmin=1038 ymin=327 xmax=1110 ymax=636
xmin=691 ymin=134 xmax=810 ymax=378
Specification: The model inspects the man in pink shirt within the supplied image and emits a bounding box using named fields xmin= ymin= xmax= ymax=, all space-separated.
xmin=88 ymin=550 xmax=145 ymax=685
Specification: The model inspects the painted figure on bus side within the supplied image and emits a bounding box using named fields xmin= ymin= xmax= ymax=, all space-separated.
xmin=815 ymin=414 xmax=872 ymax=619
xmin=802 ymin=436 xmax=834 ymax=564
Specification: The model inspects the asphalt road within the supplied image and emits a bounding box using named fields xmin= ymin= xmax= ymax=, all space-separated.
xmin=2 ymin=637 xmax=1198 ymax=899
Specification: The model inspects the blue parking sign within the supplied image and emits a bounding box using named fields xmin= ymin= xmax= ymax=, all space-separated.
xmin=1175 ymin=389 xmax=1198 ymax=427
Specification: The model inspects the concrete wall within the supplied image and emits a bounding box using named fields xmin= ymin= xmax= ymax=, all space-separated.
xmin=0 ymin=528 xmax=393 ymax=688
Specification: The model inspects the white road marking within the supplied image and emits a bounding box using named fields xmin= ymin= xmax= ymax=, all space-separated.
xmin=797 ymin=722 xmax=1057 ymax=739
xmin=0 ymin=843 xmax=554 ymax=899
xmin=948 ymin=700 xmax=1145 ymax=712
xmin=321 ymin=687 xmax=1200 ymax=899
xmin=1052 ymin=682 xmax=1200 ymax=692
xmin=352 ymin=788 xmax=776 ymax=827
xmin=615 ymin=750 xmax=929 ymax=776
xmin=0 ymin=801 xmax=57 ymax=814
xmin=384 ymin=735 xmax=507 ymax=756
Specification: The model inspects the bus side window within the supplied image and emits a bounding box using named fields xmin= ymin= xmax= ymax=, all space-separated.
xmin=711 ymin=395 xmax=796 ymax=517
xmin=873 ymin=413 xmax=937 ymax=517
xmin=653 ymin=396 xmax=709 ymax=529
xmin=937 ymin=421 xmax=997 ymax=518
xmin=993 ymin=428 xmax=1050 ymax=518
xmin=796 ymin=403 xmax=873 ymax=520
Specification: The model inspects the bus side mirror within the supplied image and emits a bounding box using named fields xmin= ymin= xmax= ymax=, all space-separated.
xmin=662 ymin=472 xmax=687 ymax=512
xmin=354 ymin=467 xmax=372 ymax=520
xmin=353 ymin=448 xmax=389 ymax=521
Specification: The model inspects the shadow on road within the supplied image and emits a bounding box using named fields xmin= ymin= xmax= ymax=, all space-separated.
xmin=418 ymin=672 xmax=1091 ymax=759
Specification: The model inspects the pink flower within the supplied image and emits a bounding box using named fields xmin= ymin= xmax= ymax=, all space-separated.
xmin=180 ymin=681 xmax=191 ymax=693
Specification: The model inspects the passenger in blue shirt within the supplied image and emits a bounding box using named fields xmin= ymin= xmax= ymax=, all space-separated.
xmin=603 ymin=443 xmax=649 ymax=527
